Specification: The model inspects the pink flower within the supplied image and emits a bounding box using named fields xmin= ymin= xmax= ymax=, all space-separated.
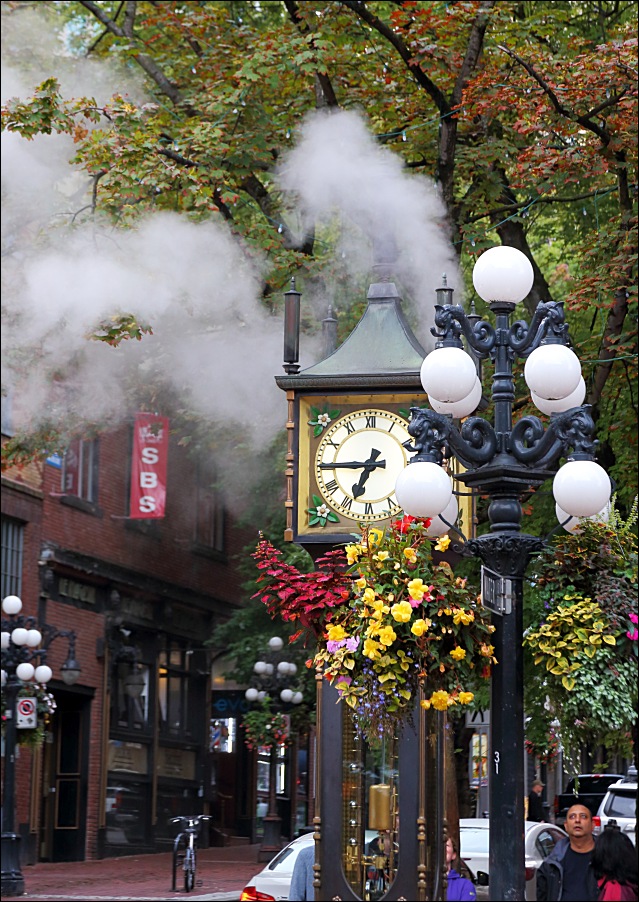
xmin=627 ymin=612 xmax=638 ymax=641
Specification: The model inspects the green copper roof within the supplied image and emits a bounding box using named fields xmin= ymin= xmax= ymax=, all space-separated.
xmin=301 ymin=281 xmax=426 ymax=379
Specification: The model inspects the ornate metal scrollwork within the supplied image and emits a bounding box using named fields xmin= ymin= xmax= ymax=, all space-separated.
xmin=431 ymin=304 xmax=495 ymax=356
xmin=510 ymin=405 xmax=597 ymax=468
xmin=509 ymin=301 xmax=570 ymax=355
xmin=404 ymin=407 xmax=498 ymax=470
xmin=464 ymin=532 xmax=546 ymax=577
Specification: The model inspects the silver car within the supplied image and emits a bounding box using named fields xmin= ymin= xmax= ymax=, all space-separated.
xmin=459 ymin=817 xmax=568 ymax=901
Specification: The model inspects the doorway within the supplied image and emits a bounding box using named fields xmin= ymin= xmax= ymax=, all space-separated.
xmin=40 ymin=687 xmax=92 ymax=861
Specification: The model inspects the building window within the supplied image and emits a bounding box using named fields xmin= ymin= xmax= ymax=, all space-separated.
xmin=195 ymin=460 xmax=224 ymax=553
xmin=112 ymin=654 xmax=151 ymax=734
xmin=62 ymin=438 xmax=99 ymax=503
xmin=158 ymin=641 xmax=193 ymax=738
xmin=1 ymin=516 xmax=24 ymax=598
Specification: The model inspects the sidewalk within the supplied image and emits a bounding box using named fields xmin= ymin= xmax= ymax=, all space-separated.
xmin=2 ymin=843 xmax=263 ymax=902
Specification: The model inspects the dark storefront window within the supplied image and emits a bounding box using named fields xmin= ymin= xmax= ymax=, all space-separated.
xmin=158 ymin=641 xmax=193 ymax=738
xmin=105 ymin=779 xmax=149 ymax=847
xmin=112 ymin=658 xmax=152 ymax=734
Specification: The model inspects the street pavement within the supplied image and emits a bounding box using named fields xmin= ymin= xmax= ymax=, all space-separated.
xmin=2 ymin=842 xmax=263 ymax=902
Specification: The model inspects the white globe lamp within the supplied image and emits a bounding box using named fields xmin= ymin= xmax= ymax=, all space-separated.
xmin=253 ymin=661 xmax=267 ymax=675
xmin=245 ymin=687 xmax=259 ymax=701
xmin=531 ymin=377 xmax=586 ymax=415
xmin=2 ymin=595 xmax=22 ymax=615
xmin=268 ymin=636 xmax=284 ymax=651
xmin=16 ymin=661 xmax=35 ymax=681
xmin=395 ymin=462 xmax=453 ymax=519
xmin=34 ymin=664 xmax=53 ymax=683
xmin=556 ymin=502 xmax=610 ymax=534
xmin=11 ymin=628 xmax=29 ymax=646
xmin=425 ymin=495 xmax=459 ymax=538
xmin=429 ymin=378 xmax=482 ymax=419
xmin=280 ymin=688 xmax=294 ymax=704
xmin=472 ymin=246 xmax=534 ymax=304
xmin=26 ymin=629 xmax=42 ymax=648
xmin=524 ymin=345 xmax=582 ymax=401
xmin=553 ymin=460 xmax=611 ymax=518
xmin=420 ymin=348 xmax=477 ymax=403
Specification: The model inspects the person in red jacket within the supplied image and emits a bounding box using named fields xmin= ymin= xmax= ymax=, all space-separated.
xmin=591 ymin=823 xmax=638 ymax=901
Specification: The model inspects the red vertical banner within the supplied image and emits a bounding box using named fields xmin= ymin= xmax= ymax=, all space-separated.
xmin=130 ymin=413 xmax=169 ymax=519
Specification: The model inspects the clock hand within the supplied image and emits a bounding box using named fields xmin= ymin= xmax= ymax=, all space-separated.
xmin=351 ymin=450 xmax=384 ymax=499
xmin=319 ymin=459 xmax=387 ymax=470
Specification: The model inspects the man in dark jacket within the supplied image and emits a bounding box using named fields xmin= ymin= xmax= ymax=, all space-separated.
xmin=537 ymin=804 xmax=599 ymax=901
xmin=528 ymin=779 xmax=546 ymax=822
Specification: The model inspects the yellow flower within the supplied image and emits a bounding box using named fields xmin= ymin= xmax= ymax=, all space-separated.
xmin=387 ymin=593 xmax=395 ymax=602
xmin=371 ymin=599 xmax=389 ymax=619
xmin=430 ymin=690 xmax=452 ymax=711
xmin=480 ymin=643 xmax=495 ymax=657
xmin=366 ymin=528 xmax=383 ymax=547
xmin=355 ymin=577 xmax=367 ymax=590
xmin=453 ymin=609 xmax=475 ymax=626
xmin=345 ymin=544 xmax=361 ymax=565
xmin=458 ymin=692 xmax=474 ymax=705
xmin=391 ymin=600 xmax=413 ymax=623
xmin=363 ymin=587 xmax=376 ymax=604
xmin=378 ymin=625 xmax=397 ymax=646
xmin=363 ymin=638 xmax=381 ymax=659
xmin=327 ymin=624 xmax=347 ymax=642
xmin=420 ymin=698 xmax=431 ymax=710
xmin=450 ymin=647 xmax=467 ymax=661
xmin=376 ymin=550 xmax=390 ymax=562
xmin=407 ymin=578 xmax=426 ymax=601
xmin=403 ymin=547 xmax=417 ymax=564
xmin=411 ymin=618 xmax=432 ymax=637
xmin=435 ymin=535 xmax=451 ymax=552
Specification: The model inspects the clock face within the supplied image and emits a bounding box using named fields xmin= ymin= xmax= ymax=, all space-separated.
xmin=314 ymin=409 xmax=411 ymax=522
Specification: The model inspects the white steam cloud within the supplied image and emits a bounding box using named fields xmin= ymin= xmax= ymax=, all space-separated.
xmin=276 ymin=109 xmax=462 ymax=345
xmin=2 ymin=7 xmax=460 ymax=490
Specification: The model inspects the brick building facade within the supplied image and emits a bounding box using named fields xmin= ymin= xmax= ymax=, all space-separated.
xmin=2 ymin=419 xmax=257 ymax=863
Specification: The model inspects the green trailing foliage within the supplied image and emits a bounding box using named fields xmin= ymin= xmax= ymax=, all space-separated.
xmin=524 ymin=498 xmax=638 ymax=765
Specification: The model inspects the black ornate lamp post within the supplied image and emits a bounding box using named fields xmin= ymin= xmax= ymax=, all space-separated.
xmin=1 ymin=594 xmax=82 ymax=897
xmin=244 ymin=636 xmax=303 ymax=861
xmin=394 ymin=246 xmax=611 ymax=901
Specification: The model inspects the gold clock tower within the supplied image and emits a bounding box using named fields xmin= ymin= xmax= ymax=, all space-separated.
xmin=275 ymin=267 xmax=469 ymax=554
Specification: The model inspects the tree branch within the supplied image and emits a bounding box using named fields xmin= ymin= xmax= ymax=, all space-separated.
xmin=79 ymin=0 xmax=186 ymax=109
xmin=340 ymin=0 xmax=451 ymax=114
xmin=497 ymin=44 xmax=611 ymax=144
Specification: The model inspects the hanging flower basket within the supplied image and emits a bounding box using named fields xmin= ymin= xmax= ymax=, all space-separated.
xmin=253 ymin=517 xmax=496 ymax=745
xmin=242 ymin=699 xmax=289 ymax=751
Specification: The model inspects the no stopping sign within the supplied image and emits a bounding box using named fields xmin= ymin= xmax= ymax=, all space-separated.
xmin=17 ymin=697 xmax=38 ymax=728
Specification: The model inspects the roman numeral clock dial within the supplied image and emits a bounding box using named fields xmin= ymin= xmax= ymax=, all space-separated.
xmin=314 ymin=409 xmax=411 ymax=522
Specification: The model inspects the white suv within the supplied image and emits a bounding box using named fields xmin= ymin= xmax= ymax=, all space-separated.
xmin=593 ymin=768 xmax=637 ymax=845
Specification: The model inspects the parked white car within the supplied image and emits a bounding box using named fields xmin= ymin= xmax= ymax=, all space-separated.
xmin=239 ymin=819 xmax=568 ymax=901
xmin=593 ymin=772 xmax=637 ymax=845
xmin=459 ymin=818 xmax=568 ymax=901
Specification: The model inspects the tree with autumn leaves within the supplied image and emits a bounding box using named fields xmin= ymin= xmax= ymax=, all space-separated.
xmin=2 ymin=0 xmax=636 ymax=783
xmin=1 ymin=0 xmax=636 ymax=512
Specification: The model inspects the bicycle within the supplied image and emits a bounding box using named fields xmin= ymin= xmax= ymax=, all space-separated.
xmin=171 ymin=814 xmax=211 ymax=892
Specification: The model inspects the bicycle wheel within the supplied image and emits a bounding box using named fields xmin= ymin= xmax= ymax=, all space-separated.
xmin=172 ymin=833 xmax=188 ymax=891
xmin=184 ymin=843 xmax=197 ymax=892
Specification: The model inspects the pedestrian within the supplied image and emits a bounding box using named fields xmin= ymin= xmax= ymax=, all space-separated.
xmin=591 ymin=823 xmax=638 ymax=900
xmin=445 ymin=835 xmax=477 ymax=901
xmin=289 ymin=844 xmax=314 ymax=901
xmin=536 ymin=803 xmax=599 ymax=901
xmin=528 ymin=779 xmax=547 ymax=822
